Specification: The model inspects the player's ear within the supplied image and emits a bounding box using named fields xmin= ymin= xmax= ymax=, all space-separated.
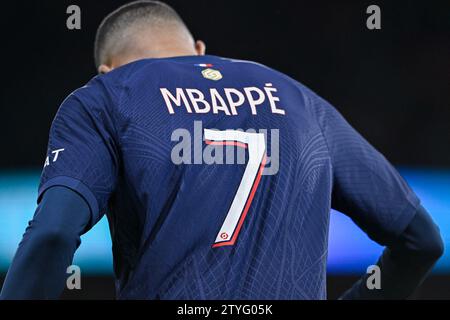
xmin=98 ymin=64 xmax=113 ymax=74
xmin=195 ymin=40 xmax=206 ymax=56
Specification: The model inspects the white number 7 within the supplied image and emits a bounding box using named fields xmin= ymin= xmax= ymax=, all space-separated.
xmin=204 ymin=129 xmax=267 ymax=248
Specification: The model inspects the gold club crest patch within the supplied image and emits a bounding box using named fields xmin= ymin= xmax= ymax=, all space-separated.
xmin=201 ymin=68 xmax=223 ymax=81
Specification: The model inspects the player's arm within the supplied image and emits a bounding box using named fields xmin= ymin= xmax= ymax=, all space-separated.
xmin=339 ymin=204 xmax=443 ymax=299
xmin=0 ymin=76 xmax=119 ymax=299
xmin=309 ymin=91 xmax=444 ymax=299
xmin=0 ymin=186 xmax=91 ymax=299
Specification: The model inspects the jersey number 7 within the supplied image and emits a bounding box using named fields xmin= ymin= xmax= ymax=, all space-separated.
xmin=204 ymin=129 xmax=267 ymax=248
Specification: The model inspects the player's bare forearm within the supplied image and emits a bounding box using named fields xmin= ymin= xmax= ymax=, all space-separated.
xmin=0 ymin=186 xmax=90 ymax=299
xmin=340 ymin=205 xmax=444 ymax=299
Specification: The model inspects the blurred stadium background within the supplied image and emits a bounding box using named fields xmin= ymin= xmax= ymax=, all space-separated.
xmin=0 ymin=0 xmax=449 ymax=299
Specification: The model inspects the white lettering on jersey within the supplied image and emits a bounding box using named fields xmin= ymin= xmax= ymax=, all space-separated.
xmin=43 ymin=148 xmax=65 ymax=168
xmin=160 ymin=88 xmax=192 ymax=114
xmin=160 ymin=84 xmax=286 ymax=116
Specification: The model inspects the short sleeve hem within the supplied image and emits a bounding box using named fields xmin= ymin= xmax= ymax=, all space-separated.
xmin=389 ymin=193 xmax=421 ymax=239
xmin=37 ymin=176 xmax=100 ymax=227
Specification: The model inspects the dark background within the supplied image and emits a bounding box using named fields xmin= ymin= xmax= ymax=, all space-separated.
xmin=1 ymin=0 xmax=450 ymax=168
xmin=0 ymin=0 xmax=449 ymax=299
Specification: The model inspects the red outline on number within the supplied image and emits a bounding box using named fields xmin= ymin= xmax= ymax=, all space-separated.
xmin=210 ymin=148 xmax=267 ymax=248
xmin=205 ymin=140 xmax=248 ymax=149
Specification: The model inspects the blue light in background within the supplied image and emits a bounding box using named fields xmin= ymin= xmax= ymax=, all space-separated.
xmin=0 ymin=170 xmax=112 ymax=274
xmin=327 ymin=167 xmax=450 ymax=274
xmin=0 ymin=168 xmax=449 ymax=275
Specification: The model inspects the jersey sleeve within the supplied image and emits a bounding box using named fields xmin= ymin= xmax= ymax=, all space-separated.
xmin=38 ymin=77 xmax=120 ymax=227
xmin=310 ymin=93 xmax=420 ymax=245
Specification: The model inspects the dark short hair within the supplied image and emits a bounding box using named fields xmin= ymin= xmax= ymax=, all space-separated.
xmin=94 ymin=0 xmax=190 ymax=68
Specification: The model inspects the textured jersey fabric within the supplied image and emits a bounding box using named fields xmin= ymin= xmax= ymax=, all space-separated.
xmin=38 ymin=55 xmax=420 ymax=299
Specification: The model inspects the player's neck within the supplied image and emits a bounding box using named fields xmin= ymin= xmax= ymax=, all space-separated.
xmin=111 ymin=46 xmax=199 ymax=68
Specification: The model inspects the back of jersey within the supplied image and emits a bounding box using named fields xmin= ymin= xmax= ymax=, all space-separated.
xmin=41 ymin=54 xmax=419 ymax=300
xmin=110 ymin=55 xmax=331 ymax=299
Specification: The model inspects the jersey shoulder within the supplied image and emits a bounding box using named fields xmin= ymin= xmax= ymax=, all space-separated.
xmin=227 ymin=57 xmax=332 ymax=109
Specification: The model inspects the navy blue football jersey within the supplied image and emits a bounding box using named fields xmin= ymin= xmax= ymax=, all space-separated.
xmin=39 ymin=55 xmax=420 ymax=299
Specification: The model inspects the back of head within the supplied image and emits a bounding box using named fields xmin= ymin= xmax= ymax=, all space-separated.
xmin=94 ymin=1 xmax=204 ymax=72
